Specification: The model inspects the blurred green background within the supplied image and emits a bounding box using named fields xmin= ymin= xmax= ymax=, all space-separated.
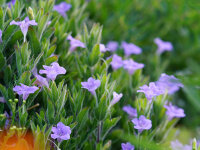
xmin=87 ymin=0 xmax=200 ymax=142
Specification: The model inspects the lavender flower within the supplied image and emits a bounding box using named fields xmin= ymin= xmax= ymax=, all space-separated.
xmin=123 ymin=59 xmax=144 ymax=75
xmin=137 ymin=82 xmax=164 ymax=101
xmin=164 ymin=103 xmax=185 ymax=120
xmin=110 ymin=54 xmax=123 ymax=70
xmin=106 ymin=41 xmax=118 ymax=52
xmin=171 ymin=140 xmax=191 ymax=150
xmin=0 ymin=97 xmax=5 ymax=103
xmin=51 ymin=122 xmax=71 ymax=142
xmin=0 ymin=29 xmax=2 ymax=43
xmin=67 ymin=35 xmax=86 ymax=52
xmin=53 ymin=2 xmax=72 ymax=18
xmin=132 ymin=115 xmax=152 ymax=133
xmin=99 ymin=44 xmax=109 ymax=53
xmin=156 ymin=73 xmax=183 ymax=95
xmin=10 ymin=17 xmax=38 ymax=42
xmin=13 ymin=83 xmax=39 ymax=100
xmin=34 ymin=74 xmax=49 ymax=87
xmin=154 ymin=38 xmax=173 ymax=54
xmin=121 ymin=41 xmax=142 ymax=56
xmin=4 ymin=111 xmax=10 ymax=129
xmin=81 ymin=77 xmax=101 ymax=95
xmin=110 ymin=92 xmax=123 ymax=106
xmin=7 ymin=0 xmax=16 ymax=8
xmin=123 ymin=105 xmax=137 ymax=118
xmin=121 ymin=142 xmax=135 ymax=150
xmin=39 ymin=62 xmax=66 ymax=80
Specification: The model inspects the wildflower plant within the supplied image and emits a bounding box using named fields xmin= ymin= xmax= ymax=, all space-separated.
xmin=0 ymin=0 xmax=197 ymax=150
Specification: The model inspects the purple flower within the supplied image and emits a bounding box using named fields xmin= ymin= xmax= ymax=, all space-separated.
xmin=53 ymin=2 xmax=72 ymax=18
xmin=39 ymin=62 xmax=66 ymax=80
xmin=34 ymin=74 xmax=49 ymax=87
xmin=7 ymin=0 xmax=16 ymax=8
xmin=51 ymin=122 xmax=71 ymax=142
xmin=0 ymin=29 xmax=2 ymax=43
xmin=81 ymin=77 xmax=101 ymax=95
xmin=164 ymin=103 xmax=185 ymax=120
xmin=137 ymin=82 xmax=164 ymax=101
xmin=110 ymin=54 xmax=123 ymax=70
xmin=154 ymin=38 xmax=173 ymax=54
xmin=47 ymin=21 xmax=51 ymax=26
xmin=123 ymin=105 xmax=137 ymax=118
xmin=132 ymin=115 xmax=152 ymax=133
xmin=121 ymin=142 xmax=135 ymax=150
xmin=10 ymin=17 xmax=37 ymax=42
xmin=106 ymin=41 xmax=118 ymax=52
xmin=123 ymin=59 xmax=144 ymax=75
xmin=110 ymin=92 xmax=123 ymax=106
xmin=121 ymin=41 xmax=142 ymax=56
xmin=156 ymin=73 xmax=183 ymax=95
xmin=13 ymin=83 xmax=39 ymax=100
xmin=171 ymin=140 xmax=191 ymax=150
xmin=0 ymin=97 xmax=5 ymax=103
xmin=99 ymin=44 xmax=109 ymax=53
xmin=67 ymin=35 xmax=86 ymax=52
xmin=4 ymin=111 xmax=10 ymax=129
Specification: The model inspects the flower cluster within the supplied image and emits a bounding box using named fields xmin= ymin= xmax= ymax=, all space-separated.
xmin=13 ymin=62 xmax=66 ymax=100
xmin=110 ymin=55 xmax=144 ymax=74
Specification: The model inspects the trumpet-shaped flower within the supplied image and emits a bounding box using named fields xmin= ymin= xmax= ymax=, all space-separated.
xmin=123 ymin=105 xmax=137 ymax=118
xmin=39 ymin=62 xmax=66 ymax=80
xmin=53 ymin=2 xmax=72 ymax=18
xmin=156 ymin=73 xmax=183 ymax=95
xmin=154 ymin=38 xmax=173 ymax=54
xmin=171 ymin=140 xmax=191 ymax=150
xmin=164 ymin=103 xmax=185 ymax=120
xmin=34 ymin=74 xmax=49 ymax=87
xmin=106 ymin=41 xmax=118 ymax=52
xmin=67 ymin=35 xmax=86 ymax=52
xmin=99 ymin=44 xmax=109 ymax=53
xmin=121 ymin=142 xmax=135 ymax=150
xmin=13 ymin=83 xmax=39 ymax=100
xmin=110 ymin=54 xmax=123 ymax=70
xmin=0 ymin=30 xmax=2 ymax=43
xmin=10 ymin=17 xmax=37 ymax=42
xmin=123 ymin=59 xmax=144 ymax=75
xmin=121 ymin=41 xmax=142 ymax=56
xmin=7 ymin=0 xmax=16 ymax=8
xmin=51 ymin=122 xmax=71 ymax=142
xmin=81 ymin=77 xmax=101 ymax=95
xmin=110 ymin=92 xmax=123 ymax=106
xmin=132 ymin=115 xmax=152 ymax=133
xmin=137 ymin=82 xmax=164 ymax=101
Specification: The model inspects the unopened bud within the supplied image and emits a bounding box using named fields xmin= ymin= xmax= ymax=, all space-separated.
xmin=28 ymin=7 xmax=34 ymax=20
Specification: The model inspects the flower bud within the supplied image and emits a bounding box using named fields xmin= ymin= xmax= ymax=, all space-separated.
xmin=28 ymin=7 xmax=34 ymax=20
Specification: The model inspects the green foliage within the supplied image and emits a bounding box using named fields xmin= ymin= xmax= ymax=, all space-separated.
xmin=0 ymin=0 xmax=199 ymax=149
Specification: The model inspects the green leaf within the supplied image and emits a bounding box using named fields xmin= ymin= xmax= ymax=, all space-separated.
xmin=88 ymin=44 xmax=100 ymax=66
xmin=45 ymin=55 xmax=58 ymax=65
xmin=101 ymin=117 xmax=120 ymax=140
xmin=0 ymin=52 xmax=6 ymax=70
xmin=27 ymin=26 xmax=41 ymax=57
xmin=46 ymin=45 xmax=56 ymax=58
xmin=77 ymin=108 xmax=89 ymax=132
xmin=46 ymin=99 xmax=55 ymax=124
xmin=38 ymin=13 xmax=50 ymax=41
